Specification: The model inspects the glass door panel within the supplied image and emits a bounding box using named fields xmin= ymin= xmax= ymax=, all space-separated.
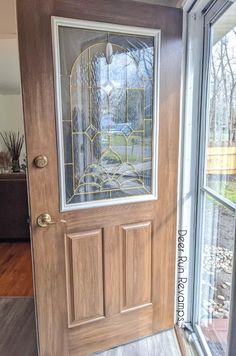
xmin=205 ymin=2 xmax=236 ymax=203
xmin=195 ymin=3 xmax=236 ymax=355
xmin=199 ymin=195 xmax=235 ymax=355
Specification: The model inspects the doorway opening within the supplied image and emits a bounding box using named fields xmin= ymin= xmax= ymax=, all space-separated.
xmin=0 ymin=1 xmax=37 ymax=355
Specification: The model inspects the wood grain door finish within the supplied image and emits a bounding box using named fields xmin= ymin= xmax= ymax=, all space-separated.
xmin=16 ymin=1 xmax=182 ymax=355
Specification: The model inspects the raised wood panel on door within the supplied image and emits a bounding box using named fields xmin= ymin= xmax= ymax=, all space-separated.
xmin=65 ymin=223 xmax=152 ymax=323
xmin=65 ymin=230 xmax=104 ymax=327
xmin=120 ymin=222 xmax=152 ymax=311
xmin=64 ymin=222 xmax=154 ymax=355
xmin=17 ymin=0 xmax=182 ymax=355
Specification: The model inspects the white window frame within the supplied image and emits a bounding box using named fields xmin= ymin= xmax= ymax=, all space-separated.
xmin=51 ymin=17 xmax=160 ymax=211
xmin=178 ymin=0 xmax=236 ymax=354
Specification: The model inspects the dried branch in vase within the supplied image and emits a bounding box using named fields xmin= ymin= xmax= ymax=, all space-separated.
xmin=0 ymin=131 xmax=24 ymax=172
xmin=0 ymin=131 xmax=24 ymax=160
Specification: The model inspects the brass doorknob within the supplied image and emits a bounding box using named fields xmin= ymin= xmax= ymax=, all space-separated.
xmin=34 ymin=155 xmax=48 ymax=168
xmin=37 ymin=213 xmax=55 ymax=228
xmin=36 ymin=214 xmax=67 ymax=228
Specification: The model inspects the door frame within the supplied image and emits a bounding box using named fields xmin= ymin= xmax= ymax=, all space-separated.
xmin=178 ymin=0 xmax=236 ymax=354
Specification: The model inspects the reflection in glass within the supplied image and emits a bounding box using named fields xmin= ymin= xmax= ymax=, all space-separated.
xmin=58 ymin=26 xmax=155 ymax=205
xmin=199 ymin=195 xmax=235 ymax=355
xmin=206 ymin=5 xmax=236 ymax=203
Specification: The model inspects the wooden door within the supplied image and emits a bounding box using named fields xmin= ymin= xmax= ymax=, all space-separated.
xmin=16 ymin=1 xmax=182 ymax=355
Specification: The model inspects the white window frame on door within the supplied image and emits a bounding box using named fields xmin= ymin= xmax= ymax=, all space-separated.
xmin=177 ymin=0 xmax=236 ymax=354
xmin=51 ymin=17 xmax=161 ymax=211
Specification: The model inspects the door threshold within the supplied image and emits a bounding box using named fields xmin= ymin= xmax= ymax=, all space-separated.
xmin=175 ymin=325 xmax=204 ymax=356
xmin=94 ymin=328 xmax=181 ymax=356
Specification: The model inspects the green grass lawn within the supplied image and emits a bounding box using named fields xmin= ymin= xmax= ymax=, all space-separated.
xmin=103 ymin=150 xmax=139 ymax=163
xmin=207 ymin=176 xmax=236 ymax=203
xmin=110 ymin=134 xmax=141 ymax=146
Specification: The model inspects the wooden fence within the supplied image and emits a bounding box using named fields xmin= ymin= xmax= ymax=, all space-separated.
xmin=207 ymin=147 xmax=236 ymax=175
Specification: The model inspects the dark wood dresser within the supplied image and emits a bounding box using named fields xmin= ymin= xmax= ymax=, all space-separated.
xmin=0 ymin=173 xmax=30 ymax=240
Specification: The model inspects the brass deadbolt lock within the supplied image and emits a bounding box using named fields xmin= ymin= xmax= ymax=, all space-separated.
xmin=34 ymin=155 xmax=48 ymax=168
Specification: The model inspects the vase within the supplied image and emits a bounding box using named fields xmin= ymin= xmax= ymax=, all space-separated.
xmin=12 ymin=159 xmax=20 ymax=173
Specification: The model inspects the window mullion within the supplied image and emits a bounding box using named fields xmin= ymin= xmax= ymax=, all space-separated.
xmin=200 ymin=186 xmax=236 ymax=212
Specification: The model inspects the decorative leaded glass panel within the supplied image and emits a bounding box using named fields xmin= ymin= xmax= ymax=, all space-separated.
xmin=53 ymin=18 xmax=159 ymax=210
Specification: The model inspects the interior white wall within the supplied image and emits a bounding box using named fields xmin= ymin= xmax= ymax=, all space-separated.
xmin=0 ymin=0 xmax=26 ymax=166
xmin=0 ymin=95 xmax=26 ymax=162
xmin=0 ymin=38 xmax=21 ymax=94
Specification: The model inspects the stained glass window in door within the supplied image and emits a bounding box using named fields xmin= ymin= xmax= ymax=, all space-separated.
xmin=54 ymin=20 xmax=159 ymax=209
